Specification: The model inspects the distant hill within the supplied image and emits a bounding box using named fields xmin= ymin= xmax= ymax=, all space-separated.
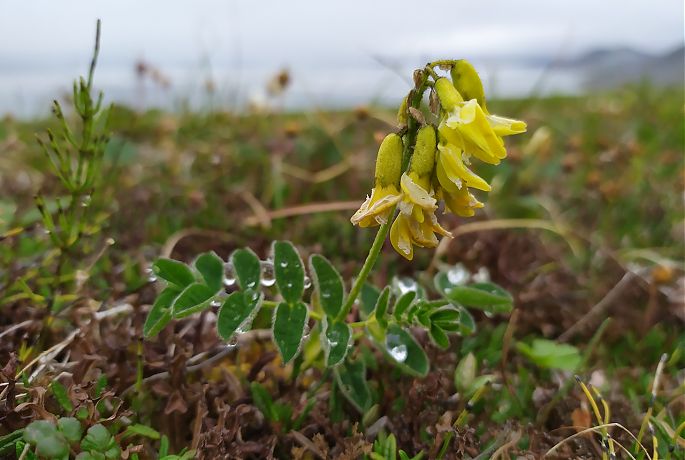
xmin=559 ymin=45 xmax=684 ymax=89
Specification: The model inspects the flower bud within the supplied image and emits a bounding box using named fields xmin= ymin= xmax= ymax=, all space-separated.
xmin=450 ymin=60 xmax=487 ymax=111
xmin=374 ymin=133 xmax=403 ymax=187
xmin=409 ymin=125 xmax=437 ymax=180
xmin=435 ymin=77 xmax=463 ymax=112
xmin=396 ymin=96 xmax=408 ymax=126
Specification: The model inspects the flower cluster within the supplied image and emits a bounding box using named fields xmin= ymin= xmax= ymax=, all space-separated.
xmin=351 ymin=60 xmax=527 ymax=260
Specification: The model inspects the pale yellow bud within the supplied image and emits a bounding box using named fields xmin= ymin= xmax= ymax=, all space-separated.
xmin=435 ymin=77 xmax=463 ymax=112
xmin=374 ymin=133 xmax=403 ymax=187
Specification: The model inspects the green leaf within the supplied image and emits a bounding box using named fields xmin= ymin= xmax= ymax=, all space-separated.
xmin=122 ymin=424 xmax=160 ymax=440
xmin=230 ymin=248 xmax=261 ymax=290
xmin=454 ymin=352 xmax=477 ymax=393
xmin=194 ymin=251 xmax=224 ymax=293
xmin=217 ymin=290 xmax=262 ymax=340
xmin=374 ymin=286 xmax=391 ymax=327
xmin=51 ymin=380 xmax=73 ymax=412
xmin=383 ymin=323 xmax=429 ymax=377
xmin=152 ymin=259 xmax=195 ymax=288
xmin=321 ymin=319 xmax=351 ymax=367
xmin=81 ymin=424 xmax=115 ymax=453
xmin=273 ymin=301 xmax=308 ymax=363
xmin=429 ymin=324 xmax=450 ymax=349
xmin=445 ymin=282 xmax=513 ymax=313
xmin=393 ymin=291 xmax=416 ymax=320
xmin=93 ymin=375 xmax=108 ymax=399
xmin=273 ymin=241 xmax=305 ymax=304
xmin=250 ymin=382 xmax=274 ymax=420
xmin=359 ymin=283 xmax=380 ymax=318
xmin=57 ymin=417 xmax=82 ymax=443
xmin=143 ymin=287 xmax=179 ymax=337
xmin=334 ymin=359 xmax=372 ymax=413
xmin=24 ymin=420 xmax=69 ymax=458
xmin=456 ymin=306 xmax=476 ymax=335
xmin=0 ymin=429 xmax=24 ymax=455
xmin=309 ymin=254 xmax=345 ymax=318
xmin=517 ymin=339 xmax=581 ymax=371
xmin=171 ymin=283 xmax=216 ymax=318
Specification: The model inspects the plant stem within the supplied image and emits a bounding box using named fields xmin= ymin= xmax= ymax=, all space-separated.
xmin=337 ymin=71 xmax=432 ymax=322
xmin=337 ymin=215 xmax=393 ymax=321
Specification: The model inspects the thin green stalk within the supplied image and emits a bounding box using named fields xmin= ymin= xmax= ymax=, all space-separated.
xmin=337 ymin=215 xmax=393 ymax=321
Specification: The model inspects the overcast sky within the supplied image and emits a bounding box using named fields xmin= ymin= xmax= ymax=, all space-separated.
xmin=2 ymin=0 xmax=682 ymax=65
xmin=0 ymin=0 xmax=683 ymax=114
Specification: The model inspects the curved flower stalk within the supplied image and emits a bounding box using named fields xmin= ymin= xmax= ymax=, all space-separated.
xmin=351 ymin=59 xmax=526 ymax=260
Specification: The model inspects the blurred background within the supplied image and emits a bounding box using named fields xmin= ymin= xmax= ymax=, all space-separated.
xmin=1 ymin=0 xmax=683 ymax=116
xmin=1 ymin=2 xmax=684 ymax=457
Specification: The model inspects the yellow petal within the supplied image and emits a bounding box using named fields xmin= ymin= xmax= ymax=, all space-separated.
xmin=400 ymin=173 xmax=437 ymax=210
xmin=390 ymin=214 xmax=414 ymax=260
xmin=443 ymin=186 xmax=484 ymax=218
xmin=487 ymin=114 xmax=527 ymax=136
xmin=437 ymin=144 xmax=491 ymax=192
xmin=442 ymin=100 xmax=506 ymax=162
xmin=350 ymin=185 xmax=401 ymax=227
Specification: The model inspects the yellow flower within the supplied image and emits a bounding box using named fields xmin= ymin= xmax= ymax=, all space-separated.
xmin=436 ymin=142 xmax=491 ymax=192
xmin=350 ymin=133 xmax=403 ymax=227
xmin=389 ymin=126 xmax=451 ymax=260
xmin=450 ymin=61 xmax=527 ymax=137
xmin=390 ymin=211 xmax=451 ymax=260
xmin=437 ymin=185 xmax=484 ymax=218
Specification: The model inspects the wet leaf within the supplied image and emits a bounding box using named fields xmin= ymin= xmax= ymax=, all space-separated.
xmin=194 ymin=251 xmax=224 ymax=293
xmin=172 ymin=283 xmax=216 ymax=318
xmin=335 ymin=359 xmax=372 ymax=413
xmin=321 ymin=319 xmax=351 ymax=366
xmin=273 ymin=241 xmax=305 ymax=304
xmin=217 ymin=290 xmax=262 ymax=340
xmin=273 ymin=301 xmax=308 ymax=363
xmin=383 ymin=323 xmax=429 ymax=377
xmin=309 ymin=254 xmax=344 ymax=318
xmin=152 ymin=258 xmax=195 ymax=288
xmin=230 ymin=248 xmax=261 ymax=290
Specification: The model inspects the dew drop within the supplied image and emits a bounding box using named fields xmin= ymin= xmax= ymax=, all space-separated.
xmin=224 ymin=262 xmax=236 ymax=287
xmin=303 ymin=276 xmax=312 ymax=289
xmin=145 ymin=267 xmax=157 ymax=283
xmin=473 ymin=266 xmax=490 ymax=283
xmin=279 ymin=260 xmax=288 ymax=268
xmin=392 ymin=277 xmax=418 ymax=296
xmin=80 ymin=195 xmax=92 ymax=207
xmin=261 ymin=278 xmax=276 ymax=287
xmin=223 ymin=277 xmax=236 ymax=287
xmin=261 ymin=260 xmax=276 ymax=287
xmin=447 ymin=264 xmax=469 ymax=285
xmin=210 ymin=299 xmax=221 ymax=307
xmin=327 ymin=328 xmax=342 ymax=348
xmin=385 ymin=333 xmax=408 ymax=363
